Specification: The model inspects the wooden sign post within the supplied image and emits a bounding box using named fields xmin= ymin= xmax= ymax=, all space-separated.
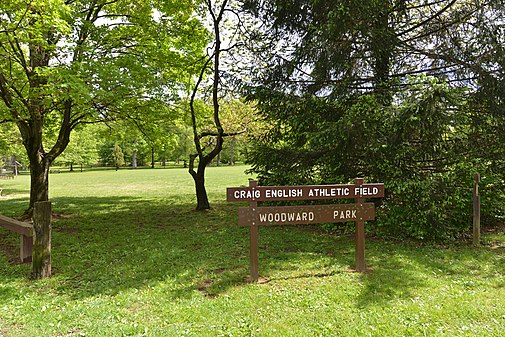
xmin=227 ymin=179 xmax=384 ymax=281
xmin=355 ymin=178 xmax=366 ymax=273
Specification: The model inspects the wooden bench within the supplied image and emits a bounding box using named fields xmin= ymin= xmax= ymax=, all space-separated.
xmin=0 ymin=214 xmax=33 ymax=263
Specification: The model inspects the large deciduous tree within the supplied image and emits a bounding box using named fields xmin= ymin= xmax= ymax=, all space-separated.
xmin=0 ymin=0 xmax=206 ymax=215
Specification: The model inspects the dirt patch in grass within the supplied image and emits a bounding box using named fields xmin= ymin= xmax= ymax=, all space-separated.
xmin=197 ymin=279 xmax=217 ymax=298
xmin=54 ymin=226 xmax=80 ymax=234
xmin=0 ymin=324 xmax=24 ymax=337
xmin=481 ymin=223 xmax=505 ymax=249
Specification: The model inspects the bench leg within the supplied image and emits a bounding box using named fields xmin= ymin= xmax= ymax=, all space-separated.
xmin=20 ymin=234 xmax=32 ymax=263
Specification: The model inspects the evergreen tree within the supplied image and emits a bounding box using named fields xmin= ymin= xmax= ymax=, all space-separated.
xmin=241 ymin=0 xmax=505 ymax=239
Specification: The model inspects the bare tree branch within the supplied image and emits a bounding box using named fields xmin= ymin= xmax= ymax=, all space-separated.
xmin=198 ymin=128 xmax=247 ymax=139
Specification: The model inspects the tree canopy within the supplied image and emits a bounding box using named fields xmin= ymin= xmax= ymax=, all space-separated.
xmin=0 ymin=0 xmax=207 ymax=213
xmin=241 ymin=0 xmax=505 ymax=239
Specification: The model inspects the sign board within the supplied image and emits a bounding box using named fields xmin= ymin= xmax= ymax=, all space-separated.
xmin=238 ymin=203 xmax=375 ymax=226
xmin=227 ymin=183 xmax=384 ymax=202
xmin=227 ymin=179 xmax=384 ymax=281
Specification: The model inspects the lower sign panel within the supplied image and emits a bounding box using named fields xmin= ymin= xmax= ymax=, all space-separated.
xmin=238 ymin=203 xmax=375 ymax=226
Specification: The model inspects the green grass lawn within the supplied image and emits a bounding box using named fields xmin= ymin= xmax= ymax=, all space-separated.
xmin=1 ymin=166 xmax=505 ymax=336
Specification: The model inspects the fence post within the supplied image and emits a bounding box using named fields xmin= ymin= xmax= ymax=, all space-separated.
xmin=473 ymin=173 xmax=481 ymax=247
xmin=32 ymin=201 xmax=52 ymax=278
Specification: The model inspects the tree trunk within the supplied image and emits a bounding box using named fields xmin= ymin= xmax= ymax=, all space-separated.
xmin=229 ymin=138 xmax=235 ymax=166
xmin=194 ymin=176 xmax=210 ymax=210
xmin=70 ymin=162 xmax=74 ymax=172
xmin=132 ymin=150 xmax=137 ymax=169
xmin=189 ymin=158 xmax=211 ymax=210
xmin=188 ymin=0 xmax=227 ymax=211
xmin=13 ymin=158 xmax=19 ymax=175
xmin=192 ymin=166 xmax=210 ymax=210
xmin=151 ymin=147 xmax=155 ymax=168
xmin=27 ymin=153 xmax=50 ymax=215
xmin=371 ymin=7 xmax=393 ymax=104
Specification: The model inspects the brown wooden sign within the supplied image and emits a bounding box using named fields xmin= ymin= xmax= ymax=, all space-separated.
xmin=227 ymin=179 xmax=384 ymax=281
xmin=238 ymin=203 xmax=375 ymax=226
xmin=227 ymin=183 xmax=384 ymax=202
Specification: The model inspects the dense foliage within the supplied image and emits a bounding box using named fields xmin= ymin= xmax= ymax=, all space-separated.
xmin=242 ymin=0 xmax=505 ymax=240
xmin=0 ymin=0 xmax=207 ymax=212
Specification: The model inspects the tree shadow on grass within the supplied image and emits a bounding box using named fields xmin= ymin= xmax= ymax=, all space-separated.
xmin=5 ymin=196 xmax=361 ymax=301
xmin=0 ymin=196 xmax=31 ymax=216
xmin=353 ymin=242 xmax=431 ymax=308
xmin=0 ymin=193 xmax=433 ymax=305
xmin=257 ymin=226 xmax=356 ymax=277
xmin=251 ymin=229 xmax=437 ymax=306
xmin=0 ymin=188 xmax=29 ymax=196
xmin=3 ymin=194 xmax=503 ymax=308
xmin=39 ymin=196 xmax=251 ymax=300
xmin=354 ymin=238 xmax=505 ymax=309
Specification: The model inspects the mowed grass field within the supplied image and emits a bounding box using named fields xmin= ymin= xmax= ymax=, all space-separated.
xmin=1 ymin=166 xmax=505 ymax=336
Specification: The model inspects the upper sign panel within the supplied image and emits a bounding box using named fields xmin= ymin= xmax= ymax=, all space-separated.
xmin=227 ymin=183 xmax=384 ymax=202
